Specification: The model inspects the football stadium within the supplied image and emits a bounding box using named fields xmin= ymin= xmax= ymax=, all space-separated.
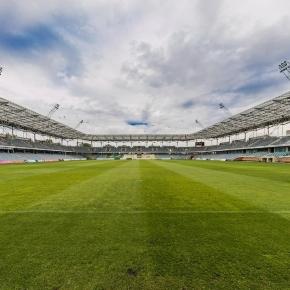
xmin=1 ymin=91 xmax=290 ymax=289
xmin=1 ymin=91 xmax=290 ymax=163
xmin=1 ymin=1 xmax=290 ymax=289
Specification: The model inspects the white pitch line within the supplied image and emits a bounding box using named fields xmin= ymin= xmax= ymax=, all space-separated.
xmin=1 ymin=210 xmax=290 ymax=214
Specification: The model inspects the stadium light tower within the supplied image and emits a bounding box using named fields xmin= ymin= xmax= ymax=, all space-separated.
xmin=279 ymin=60 xmax=290 ymax=81
xmin=74 ymin=120 xmax=85 ymax=147
xmin=195 ymin=119 xmax=204 ymax=129
xmin=75 ymin=120 xmax=88 ymax=130
xmin=47 ymin=104 xmax=60 ymax=118
xmin=219 ymin=103 xmax=232 ymax=115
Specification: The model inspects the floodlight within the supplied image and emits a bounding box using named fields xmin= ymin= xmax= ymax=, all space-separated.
xmin=279 ymin=60 xmax=290 ymax=80
xmin=47 ymin=104 xmax=60 ymax=118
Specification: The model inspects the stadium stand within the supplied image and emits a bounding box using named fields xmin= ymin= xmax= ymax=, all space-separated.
xmin=0 ymin=134 xmax=289 ymax=161
xmin=0 ymin=152 xmax=84 ymax=162
xmin=0 ymin=91 xmax=290 ymax=162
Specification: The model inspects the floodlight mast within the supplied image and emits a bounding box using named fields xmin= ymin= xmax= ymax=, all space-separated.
xmin=195 ymin=119 xmax=204 ymax=129
xmin=219 ymin=102 xmax=232 ymax=115
xmin=279 ymin=60 xmax=290 ymax=81
xmin=75 ymin=120 xmax=88 ymax=146
xmin=47 ymin=104 xmax=60 ymax=118
xmin=75 ymin=120 xmax=86 ymax=130
xmin=0 ymin=67 xmax=16 ymax=139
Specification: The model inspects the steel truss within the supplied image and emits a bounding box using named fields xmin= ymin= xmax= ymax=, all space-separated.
xmin=0 ymin=91 xmax=290 ymax=141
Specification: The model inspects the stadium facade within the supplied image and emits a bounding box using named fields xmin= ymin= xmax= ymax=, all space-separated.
xmin=1 ymin=91 xmax=290 ymax=163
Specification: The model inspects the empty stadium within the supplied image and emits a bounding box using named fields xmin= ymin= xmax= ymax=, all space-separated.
xmin=1 ymin=89 xmax=290 ymax=289
xmin=1 ymin=92 xmax=290 ymax=163
xmin=1 ymin=1 xmax=290 ymax=290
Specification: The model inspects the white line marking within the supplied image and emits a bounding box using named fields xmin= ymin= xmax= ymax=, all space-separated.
xmin=1 ymin=210 xmax=290 ymax=214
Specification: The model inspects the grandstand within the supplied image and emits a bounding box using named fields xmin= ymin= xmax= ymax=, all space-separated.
xmin=0 ymin=91 xmax=290 ymax=162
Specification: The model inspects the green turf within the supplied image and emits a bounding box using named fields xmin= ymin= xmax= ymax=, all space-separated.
xmin=0 ymin=160 xmax=290 ymax=289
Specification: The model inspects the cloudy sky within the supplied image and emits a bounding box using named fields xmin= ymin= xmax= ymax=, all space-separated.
xmin=0 ymin=0 xmax=290 ymax=135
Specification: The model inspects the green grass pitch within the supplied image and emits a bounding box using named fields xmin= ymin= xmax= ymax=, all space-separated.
xmin=0 ymin=160 xmax=290 ymax=289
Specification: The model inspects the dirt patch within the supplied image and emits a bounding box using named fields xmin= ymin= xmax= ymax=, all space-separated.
xmin=126 ymin=268 xmax=138 ymax=277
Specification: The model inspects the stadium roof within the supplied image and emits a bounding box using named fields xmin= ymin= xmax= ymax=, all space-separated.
xmin=0 ymin=97 xmax=86 ymax=139
xmin=192 ymin=91 xmax=290 ymax=139
xmin=1 ymin=91 xmax=290 ymax=141
xmin=85 ymin=133 xmax=189 ymax=142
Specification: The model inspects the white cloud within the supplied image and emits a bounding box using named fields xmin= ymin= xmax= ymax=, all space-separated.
xmin=0 ymin=0 xmax=290 ymax=135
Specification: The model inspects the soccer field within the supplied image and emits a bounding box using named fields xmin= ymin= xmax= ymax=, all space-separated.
xmin=0 ymin=160 xmax=290 ymax=289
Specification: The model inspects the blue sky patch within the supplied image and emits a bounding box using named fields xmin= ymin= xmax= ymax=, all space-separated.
xmin=181 ymin=100 xmax=194 ymax=108
xmin=233 ymin=77 xmax=280 ymax=95
xmin=126 ymin=120 xmax=149 ymax=126
xmin=0 ymin=25 xmax=59 ymax=52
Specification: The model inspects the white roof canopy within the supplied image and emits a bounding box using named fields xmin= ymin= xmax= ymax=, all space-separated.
xmin=1 ymin=91 xmax=290 ymax=141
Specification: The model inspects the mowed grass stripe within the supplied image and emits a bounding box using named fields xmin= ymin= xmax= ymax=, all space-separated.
xmin=141 ymin=160 xmax=262 ymax=211
xmin=0 ymin=160 xmax=111 ymax=183
xmin=2 ymin=210 xmax=290 ymax=214
xmin=156 ymin=160 xmax=290 ymax=214
xmin=139 ymin=160 xmax=290 ymax=289
xmin=0 ymin=161 xmax=154 ymax=289
xmin=0 ymin=160 xmax=116 ymax=192
xmin=173 ymin=160 xmax=290 ymax=184
xmin=0 ymin=160 xmax=290 ymax=289
xmin=25 ymin=160 xmax=145 ymax=212
xmin=1 ymin=212 xmax=289 ymax=289
xmin=0 ymin=160 xmax=126 ymax=211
